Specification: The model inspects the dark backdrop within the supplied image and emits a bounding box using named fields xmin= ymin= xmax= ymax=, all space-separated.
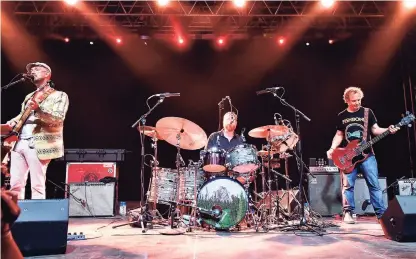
xmin=1 ymin=34 xmax=415 ymax=202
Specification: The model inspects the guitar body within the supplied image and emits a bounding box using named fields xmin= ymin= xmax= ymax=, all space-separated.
xmin=332 ymin=140 xmax=370 ymax=174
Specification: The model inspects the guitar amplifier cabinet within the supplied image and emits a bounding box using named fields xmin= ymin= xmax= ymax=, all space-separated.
xmin=354 ymin=177 xmax=388 ymax=215
xmin=68 ymin=182 xmax=116 ymax=217
xmin=58 ymin=149 xmax=126 ymax=162
xmin=66 ymin=162 xmax=118 ymax=184
xmin=308 ymin=173 xmax=342 ymax=216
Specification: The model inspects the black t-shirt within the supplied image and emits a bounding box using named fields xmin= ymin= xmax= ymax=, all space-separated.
xmin=206 ymin=130 xmax=244 ymax=151
xmin=336 ymin=107 xmax=377 ymax=148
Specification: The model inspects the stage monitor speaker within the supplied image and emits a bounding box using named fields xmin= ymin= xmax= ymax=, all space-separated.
xmin=354 ymin=177 xmax=388 ymax=215
xmin=380 ymin=195 xmax=416 ymax=242
xmin=308 ymin=173 xmax=342 ymax=216
xmin=11 ymin=199 xmax=69 ymax=257
xmin=68 ymin=182 xmax=116 ymax=217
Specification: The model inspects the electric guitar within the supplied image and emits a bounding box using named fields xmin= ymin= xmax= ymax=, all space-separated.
xmin=332 ymin=112 xmax=415 ymax=174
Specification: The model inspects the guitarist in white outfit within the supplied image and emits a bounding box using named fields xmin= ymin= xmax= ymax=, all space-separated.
xmin=5 ymin=62 xmax=69 ymax=200
xmin=326 ymin=87 xmax=399 ymax=224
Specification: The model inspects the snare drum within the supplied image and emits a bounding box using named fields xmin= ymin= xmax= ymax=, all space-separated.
xmin=225 ymin=144 xmax=260 ymax=173
xmin=200 ymin=148 xmax=226 ymax=173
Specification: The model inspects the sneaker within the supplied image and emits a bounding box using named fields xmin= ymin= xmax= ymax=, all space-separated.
xmin=343 ymin=211 xmax=355 ymax=224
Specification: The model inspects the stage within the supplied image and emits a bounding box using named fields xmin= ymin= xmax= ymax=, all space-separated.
xmin=28 ymin=214 xmax=416 ymax=259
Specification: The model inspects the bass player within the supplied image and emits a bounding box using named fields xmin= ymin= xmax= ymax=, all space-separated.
xmin=326 ymin=86 xmax=399 ymax=224
xmin=5 ymin=62 xmax=69 ymax=200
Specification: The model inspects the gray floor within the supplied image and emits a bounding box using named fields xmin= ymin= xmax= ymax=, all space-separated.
xmin=25 ymin=215 xmax=416 ymax=259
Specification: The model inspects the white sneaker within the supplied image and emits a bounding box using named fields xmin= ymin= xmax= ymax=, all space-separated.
xmin=343 ymin=212 xmax=355 ymax=224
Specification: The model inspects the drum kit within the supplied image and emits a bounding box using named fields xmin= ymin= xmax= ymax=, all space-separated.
xmin=135 ymin=116 xmax=300 ymax=232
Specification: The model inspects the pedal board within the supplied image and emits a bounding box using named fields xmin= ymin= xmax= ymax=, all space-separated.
xmin=67 ymin=232 xmax=86 ymax=241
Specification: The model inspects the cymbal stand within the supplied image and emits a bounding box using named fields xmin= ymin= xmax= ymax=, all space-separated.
xmin=170 ymin=131 xmax=185 ymax=229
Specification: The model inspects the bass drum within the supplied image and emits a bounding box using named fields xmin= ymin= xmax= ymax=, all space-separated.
xmin=197 ymin=177 xmax=248 ymax=230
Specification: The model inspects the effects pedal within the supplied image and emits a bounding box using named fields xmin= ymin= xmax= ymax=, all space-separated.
xmin=67 ymin=232 xmax=86 ymax=241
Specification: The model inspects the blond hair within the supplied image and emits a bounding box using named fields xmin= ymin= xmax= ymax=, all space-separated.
xmin=343 ymin=86 xmax=364 ymax=103
xmin=224 ymin=111 xmax=237 ymax=120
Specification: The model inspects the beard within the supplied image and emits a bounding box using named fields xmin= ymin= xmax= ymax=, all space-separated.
xmin=225 ymin=124 xmax=236 ymax=132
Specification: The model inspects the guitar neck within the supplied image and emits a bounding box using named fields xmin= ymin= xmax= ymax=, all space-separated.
xmin=358 ymin=123 xmax=399 ymax=152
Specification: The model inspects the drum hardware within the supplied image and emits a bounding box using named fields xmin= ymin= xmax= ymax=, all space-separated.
xmin=257 ymin=86 xmax=321 ymax=233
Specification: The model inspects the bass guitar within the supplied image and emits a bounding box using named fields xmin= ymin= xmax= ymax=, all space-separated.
xmin=332 ymin=112 xmax=415 ymax=174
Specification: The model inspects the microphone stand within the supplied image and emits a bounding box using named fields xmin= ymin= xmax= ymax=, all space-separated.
xmin=120 ymin=96 xmax=165 ymax=233
xmin=270 ymin=91 xmax=320 ymax=233
xmin=1 ymin=77 xmax=28 ymax=90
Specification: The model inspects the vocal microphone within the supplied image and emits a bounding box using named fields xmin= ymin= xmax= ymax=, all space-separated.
xmin=218 ymin=97 xmax=226 ymax=106
xmin=154 ymin=92 xmax=180 ymax=98
xmin=274 ymin=114 xmax=278 ymax=125
xmin=22 ymin=73 xmax=34 ymax=80
xmin=256 ymin=87 xmax=283 ymax=95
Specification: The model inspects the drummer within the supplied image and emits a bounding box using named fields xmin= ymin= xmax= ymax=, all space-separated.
xmin=205 ymin=112 xmax=244 ymax=151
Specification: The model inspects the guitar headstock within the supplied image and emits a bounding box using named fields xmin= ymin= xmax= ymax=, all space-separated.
xmin=397 ymin=112 xmax=415 ymax=128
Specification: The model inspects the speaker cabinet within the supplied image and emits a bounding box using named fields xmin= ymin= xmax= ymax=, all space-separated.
xmin=68 ymin=182 xmax=116 ymax=217
xmin=380 ymin=196 xmax=416 ymax=242
xmin=354 ymin=177 xmax=388 ymax=215
xmin=11 ymin=199 xmax=69 ymax=257
xmin=308 ymin=173 xmax=342 ymax=216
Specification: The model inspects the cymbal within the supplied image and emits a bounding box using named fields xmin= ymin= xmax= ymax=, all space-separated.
xmin=248 ymin=125 xmax=289 ymax=139
xmin=137 ymin=126 xmax=163 ymax=140
xmin=257 ymin=150 xmax=278 ymax=157
xmin=156 ymin=117 xmax=207 ymax=150
xmin=262 ymin=158 xmax=281 ymax=169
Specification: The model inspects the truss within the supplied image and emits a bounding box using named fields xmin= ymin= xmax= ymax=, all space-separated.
xmin=4 ymin=1 xmax=414 ymax=38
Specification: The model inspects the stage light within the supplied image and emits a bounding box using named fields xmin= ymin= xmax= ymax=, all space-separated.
xmin=116 ymin=38 xmax=122 ymax=44
xmin=64 ymin=0 xmax=78 ymax=6
xmin=233 ymin=0 xmax=246 ymax=8
xmin=64 ymin=37 xmax=70 ymax=43
xmin=178 ymin=37 xmax=184 ymax=45
xmin=320 ymin=0 xmax=335 ymax=8
xmin=278 ymin=37 xmax=285 ymax=45
xmin=306 ymin=42 xmax=310 ymax=46
xmin=329 ymin=39 xmax=334 ymax=44
xmin=217 ymin=37 xmax=224 ymax=45
xmin=90 ymin=41 xmax=94 ymax=45
xmin=157 ymin=0 xmax=169 ymax=7
xmin=403 ymin=0 xmax=416 ymax=9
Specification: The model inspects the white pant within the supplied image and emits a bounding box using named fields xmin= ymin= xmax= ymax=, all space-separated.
xmin=9 ymin=139 xmax=51 ymax=199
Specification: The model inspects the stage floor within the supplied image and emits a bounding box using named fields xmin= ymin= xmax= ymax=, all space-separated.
xmin=26 ymin=214 xmax=415 ymax=259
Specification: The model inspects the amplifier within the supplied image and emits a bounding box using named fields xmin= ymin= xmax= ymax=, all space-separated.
xmin=68 ymin=182 xmax=116 ymax=217
xmin=308 ymin=173 xmax=342 ymax=216
xmin=309 ymin=166 xmax=339 ymax=173
xmin=66 ymin=162 xmax=118 ymax=184
xmin=396 ymin=178 xmax=416 ymax=196
xmin=354 ymin=177 xmax=388 ymax=215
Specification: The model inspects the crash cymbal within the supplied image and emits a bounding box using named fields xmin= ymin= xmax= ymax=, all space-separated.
xmin=156 ymin=117 xmax=207 ymax=150
xmin=248 ymin=125 xmax=289 ymax=139
xmin=137 ymin=126 xmax=163 ymax=140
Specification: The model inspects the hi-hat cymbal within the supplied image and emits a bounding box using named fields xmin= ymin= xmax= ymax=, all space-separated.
xmin=156 ymin=117 xmax=207 ymax=150
xmin=137 ymin=126 xmax=163 ymax=140
xmin=257 ymin=150 xmax=278 ymax=157
xmin=248 ymin=125 xmax=289 ymax=139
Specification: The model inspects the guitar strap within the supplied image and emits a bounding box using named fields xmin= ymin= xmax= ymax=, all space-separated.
xmin=363 ymin=108 xmax=369 ymax=142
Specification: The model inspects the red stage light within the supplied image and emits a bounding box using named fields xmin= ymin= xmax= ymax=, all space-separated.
xmin=178 ymin=37 xmax=184 ymax=44
xmin=217 ymin=38 xmax=224 ymax=45
xmin=403 ymin=0 xmax=416 ymax=9
xmin=64 ymin=0 xmax=78 ymax=6
xmin=64 ymin=37 xmax=70 ymax=43
xmin=116 ymin=38 xmax=122 ymax=44
xmin=278 ymin=38 xmax=285 ymax=45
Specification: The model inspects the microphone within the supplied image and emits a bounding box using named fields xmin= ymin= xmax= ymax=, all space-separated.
xmin=241 ymin=128 xmax=246 ymax=142
xmin=154 ymin=92 xmax=180 ymax=98
xmin=218 ymin=97 xmax=226 ymax=106
xmin=216 ymin=135 xmax=220 ymax=147
xmin=256 ymin=87 xmax=283 ymax=95
xmin=22 ymin=73 xmax=34 ymax=80
xmin=274 ymin=114 xmax=278 ymax=125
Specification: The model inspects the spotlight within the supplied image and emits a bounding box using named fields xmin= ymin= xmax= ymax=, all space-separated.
xmin=306 ymin=42 xmax=310 ymax=46
xmin=403 ymin=0 xmax=416 ymax=9
xmin=278 ymin=37 xmax=285 ymax=45
xmin=64 ymin=0 xmax=78 ymax=6
xmin=217 ymin=37 xmax=225 ymax=45
xmin=320 ymin=0 xmax=335 ymax=8
xmin=90 ymin=41 xmax=94 ymax=45
xmin=116 ymin=38 xmax=122 ymax=44
xmin=233 ymin=0 xmax=246 ymax=8
xmin=64 ymin=37 xmax=70 ymax=43
xmin=157 ymin=0 xmax=169 ymax=6
xmin=328 ymin=39 xmax=334 ymax=44
xmin=178 ymin=37 xmax=184 ymax=45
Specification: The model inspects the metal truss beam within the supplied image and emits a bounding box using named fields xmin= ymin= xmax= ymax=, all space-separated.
xmin=5 ymin=1 xmax=412 ymax=38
